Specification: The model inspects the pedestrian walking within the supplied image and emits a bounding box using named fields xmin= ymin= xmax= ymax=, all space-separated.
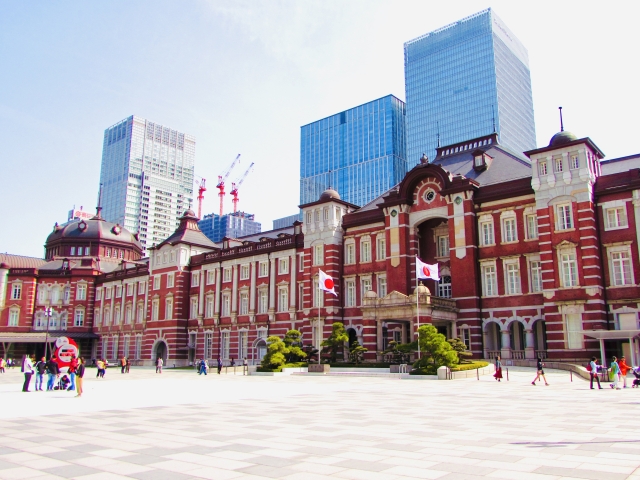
xmin=493 ymin=355 xmax=503 ymax=382
xmin=217 ymin=357 xmax=223 ymax=374
xmin=198 ymin=358 xmax=207 ymax=375
xmin=589 ymin=357 xmax=602 ymax=389
xmin=125 ymin=357 xmax=130 ymax=373
xmin=22 ymin=355 xmax=34 ymax=392
xmin=0 ymin=357 xmax=5 ymax=373
xmin=46 ymin=356 xmax=60 ymax=390
xmin=68 ymin=355 xmax=78 ymax=391
xmin=243 ymin=357 xmax=248 ymax=375
xmin=102 ymin=359 xmax=108 ymax=377
xmin=96 ymin=359 xmax=104 ymax=378
xmin=75 ymin=357 xmax=85 ymax=397
xmin=156 ymin=356 xmax=163 ymax=374
xmin=35 ymin=356 xmax=47 ymax=391
xmin=531 ymin=357 xmax=549 ymax=386
xmin=619 ymin=356 xmax=631 ymax=388
xmin=609 ymin=356 xmax=621 ymax=390
xmin=120 ymin=356 xmax=127 ymax=374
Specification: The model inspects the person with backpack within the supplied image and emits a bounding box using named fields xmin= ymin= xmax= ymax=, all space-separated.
xmin=609 ymin=356 xmax=621 ymax=390
xmin=46 ymin=356 xmax=60 ymax=390
xmin=34 ymin=356 xmax=47 ymax=391
xmin=588 ymin=357 xmax=602 ymax=389
xmin=22 ymin=355 xmax=34 ymax=392
xmin=75 ymin=357 xmax=85 ymax=397
xmin=68 ymin=355 xmax=78 ymax=391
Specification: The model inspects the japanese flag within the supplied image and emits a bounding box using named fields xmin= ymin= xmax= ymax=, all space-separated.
xmin=416 ymin=256 xmax=440 ymax=281
xmin=319 ymin=269 xmax=337 ymax=296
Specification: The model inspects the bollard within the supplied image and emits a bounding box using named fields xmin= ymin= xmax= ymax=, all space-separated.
xmin=570 ymin=370 xmax=573 ymax=382
xmin=506 ymin=367 xmax=509 ymax=381
xmin=477 ymin=367 xmax=479 ymax=381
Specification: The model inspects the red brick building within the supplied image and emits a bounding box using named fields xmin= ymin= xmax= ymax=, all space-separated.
xmin=1 ymin=129 xmax=639 ymax=366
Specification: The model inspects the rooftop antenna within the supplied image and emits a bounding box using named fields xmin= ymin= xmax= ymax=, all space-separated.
xmin=436 ymin=121 xmax=441 ymax=148
xmin=95 ymin=183 xmax=103 ymax=219
xmin=559 ymin=106 xmax=564 ymax=132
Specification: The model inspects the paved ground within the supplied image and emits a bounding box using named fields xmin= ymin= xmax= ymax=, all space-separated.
xmin=0 ymin=366 xmax=638 ymax=480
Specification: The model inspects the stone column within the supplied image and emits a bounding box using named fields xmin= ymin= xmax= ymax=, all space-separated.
xmin=268 ymin=257 xmax=276 ymax=321
xmin=249 ymin=261 xmax=256 ymax=323
xmin=482 ymin=326 xmax=489 ymax=359
xmin=198 ymin=270 xmax=205 ymax=320
xmin=289 ymin=254 xmax=296 ymax=321
xmin=500 ymin=329 xmax=512 ymax=359
xmin=214 ymin=266 xmax=221 ymax=324
xmin=231 ymin=265 xmax=238 ymax=324
xmin=376 ymin=320 xmax=384 ymax=362
xmin=525 ymin=329 xmax=536 ymax=359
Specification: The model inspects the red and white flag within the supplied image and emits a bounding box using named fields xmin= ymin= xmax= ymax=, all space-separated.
xmin=416 ymin=256 xmax=439 ymax=281
xmin=318 ymin=269 xmax=337 ymax=296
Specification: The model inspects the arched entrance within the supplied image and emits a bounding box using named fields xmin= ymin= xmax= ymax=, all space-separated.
xmin=509 ymin=321 xmax=526 ymax=359
xmin=484 ymin=322 xmax=501 ymax=358
xmin=532 ymin=319 xmax=547 ymax=358
xmin=254 ymin=339 xmax=267 ymax=363
xmin=153 ymin=340 xmax=168 ymax=364
xmin=347 ymin=328 xmax=358 ymax=347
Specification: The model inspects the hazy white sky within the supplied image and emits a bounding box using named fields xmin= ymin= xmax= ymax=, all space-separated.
xmin=1 ymin=0 xmax=639 ymax=258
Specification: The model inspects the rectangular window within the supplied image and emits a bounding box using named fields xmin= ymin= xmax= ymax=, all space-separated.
xmin=240 ymin=292 xmax=249 ymax=315
xmin=123 ymin=337 xmax=130 ymax=358
xmin=138 ymin=281 xmax=146 ymax=295
xmin=74 ymin=309 xmax=84 ymax=327
xmin=570 ymin=154 xmax=579 ymax=170
xmin=102 ymin=338 xmax=107 ymax=358
xmin=530 ymin=261 xmax=542 ymax=293
xmin=125 ymin=305 xmax=132 ymax=324
xmin=11 ymin=283 xmax=21 ymax=300
xmin=361 ymin=278 xmax=372 ymax=300
xmin=313 ymin=279 xmax=323 ymax=308
xmin=76 ymin=284 xmax=86 ymax=301
xmin=314 ymin=245 xmax=324 ymax=266
xmin=505 ymin=262 xmax=521 ymax=295
xmin=165 ymin=298 xmax=173 ymax=319
xmin=191 ymin=272 xmax=200 ymax=287
xmin=482 ymin=264 xmax=497 ymax=296
xmin=115 ymin=286 xmax=122 ymax=298
xmin=503 ymin=218 xmax=517 ymax=243
xmin=135 ymin=336 xmax=142 ymax=359
xmin=8 ymin=309 xmax=19 ymax=327
xmin=438 ymin=275 xmax=451 ymax=298
xmin=461 ymin=328 xmax=471 ymax=350
xmin=206 ymin=270 xmax=216 ymax=285
xmin=480 ymin=220 xmax=494 ymax=246
xmin=377 ymin=275 xmax=387 ymax=297
xmin=611 ymin=251 xmax=632 ymax=286
xmin=221 ymin=331 xmax=230 ymax=360
xmin=560 ymin=252 xmax=578 ymax=287
xmin=361 ymin=241 xmax=371 ymax=262
xmin=240 ymin=264 xmax=250 ymax=280
xmin=376 ymin=237 xmax=386 ymax=261
xmin=112 ymin=338 xmax=118 ymax=359
xmin=298 ymin=254 xmax=304 ymax=272
xmin=258 ymin=289 xmax=268 ymax=314
xmin=153 ymin=275 xmax=161 ymax=290
xmin=223 ymin=268 xmax=232 ymax=283
xmin=345 ymin=243 xmax=355 ymax=264
xmin=278 ymin=258 xmax=289 ymax=275
xmin=95 ymin=310 xmax=102 ymax=326
xmin=557 ymin=204 xmax=573 ymax=230
xmin=278 ymin=287 xmax=288 ymax=312
xmin=190 ymin=297 xmax=198 ymax=319
xmin=238 ymin=331 xmax=248 ymax=359
xmin=167 ymin=273 xmax=175 ymax=288
xmin=206 ymin=296 xmax=214 ymax=318
xmin=566 ymin=313 xmax=583 ymax=349
xmin=70 ymin=246 xmax=76 ymax=256
xmin=298 ymin=283 xmax=304 ymax=309
xmin=126 ymin=283 xmax=134 ymax=296
xmin=137 ymin=303 xmax=144 ymax=323
xmin=526 ymin=214 xmax=538 ymax=240
xmin=205 ymin=333 xmax=213 ymax=359
xmin=96 ymin=288 xmax=102 ymax=301
xmin=345 ymin=280 xmax=356 ymax=307
xmin=437 ymin=235 xmax=449 ymax=257
xmin=554 ymin=157 xmax=563 ymax=172
xmin=606 ymin=207 xmax=628 ymax=229
xmin=539 ymin=161 xmax=548 ymax=176
xmin=259 ymin=262 xmax=268 ymax=277
xmin=323 ymin=208 xmax=329 ymax=221
xmin=222 ymin=294 xmax=230 ymax=316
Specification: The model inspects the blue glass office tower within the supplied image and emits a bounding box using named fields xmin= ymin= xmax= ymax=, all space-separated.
xmin=198 ymin=212 xmax=261 ymax=243
xmin=404 ymin=8 xmax=536 ymax=164
xmin=300 ymin=95 xmax=407 ymax=207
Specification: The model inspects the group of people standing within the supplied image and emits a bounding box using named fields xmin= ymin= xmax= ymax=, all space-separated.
xmin=21 ymin=354 xmax=85 ymax=397
xmin=0 ymin=358 xmax=16 ymax=372
xmin=197 ymin=357 xmax=249 ymax=375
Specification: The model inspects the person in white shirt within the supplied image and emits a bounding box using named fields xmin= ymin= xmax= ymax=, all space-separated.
xmin=589 ymin=357 xmax=602 ymax=390
xmin=21 ymin=355 xmax=34 ymax=392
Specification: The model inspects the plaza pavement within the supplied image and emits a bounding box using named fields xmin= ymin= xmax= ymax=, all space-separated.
xmin=0 ymin=366 xmax=638 ymax=480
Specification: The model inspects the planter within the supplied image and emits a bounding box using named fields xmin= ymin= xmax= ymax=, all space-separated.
xmin=308 ymin=364 xmax=330 ymax=373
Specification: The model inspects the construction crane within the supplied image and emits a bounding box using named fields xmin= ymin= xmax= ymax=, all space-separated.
xmin=215 ymin=154 xmax=241 ymax=217
xmin=195 ymin=177 xmax=206 ymax=219
xmin=230 ymin=162 xmax=255 ymax=213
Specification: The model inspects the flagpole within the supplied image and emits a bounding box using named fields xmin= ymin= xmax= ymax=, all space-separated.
xmin=416 ymin=260 xmax=420 ymax=360
xmin=318 ymin=275 xmax=321 ymax=365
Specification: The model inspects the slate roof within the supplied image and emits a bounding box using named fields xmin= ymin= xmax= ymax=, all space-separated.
xmin=601 ymin=154 xmax=640 ymax=175
xmin=0 ymin=253 xmax=47 ymax=270
xmin=153 ymin=210 xmax=216 ymax=250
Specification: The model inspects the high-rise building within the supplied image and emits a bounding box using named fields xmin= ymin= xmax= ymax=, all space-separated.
xmin=198 ymin=212 xmax=261 ymax=243
xmin=300 ymin=95 xmax=407 ymax=207
xmin=273 ymin=213 xmax=302 ymax=230
xmin=99 ymin=116 xmax=195 ymax=254
xmin=404 ymin=8 xmax=536 ymax=164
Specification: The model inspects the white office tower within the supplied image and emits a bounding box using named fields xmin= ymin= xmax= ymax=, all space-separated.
xmin=99 ymin=116 xmax=195 ymax=255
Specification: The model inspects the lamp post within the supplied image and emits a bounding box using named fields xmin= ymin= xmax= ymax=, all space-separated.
xmin=44 ymin=306 xmax=53 ymax=359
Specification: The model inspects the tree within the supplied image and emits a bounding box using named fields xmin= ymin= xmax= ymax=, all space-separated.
xmin=260 ymin=336 xmax=287 ymax=370
xmin=381 ymin=340 xmax=415 ymax=364
xmin=413 ymin=325 xmax=458 ymax=372
xmin=448 ymin=337 xmax=472 ymax=364
xmin=348 ymin=341 xmax=368 ymax=364
xmin=283 ymin=330 xmax=307 ymax=363
xmin=321 ymin=322 xmax=349 ymax=363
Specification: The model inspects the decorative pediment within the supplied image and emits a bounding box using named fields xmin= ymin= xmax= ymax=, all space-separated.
xmin=554 ymin=240 xmax=578 ymax=250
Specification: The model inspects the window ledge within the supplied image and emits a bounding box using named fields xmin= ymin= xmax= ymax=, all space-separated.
xmin=607 ymin=284 xmax=637 ymax=289
xmin=554 ymin=228 xmax=576 ymax=233
xmin=604 ymin=225 xmax=629 ymax=231
xmin=500 ymin=241 xmax=519 ymax=245
xmin=479 ymin=244 xmax=496 ymax=248
xmin=524 ymin=237 xmax=539 ymax=242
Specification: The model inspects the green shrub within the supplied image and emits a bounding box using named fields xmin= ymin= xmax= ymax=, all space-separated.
xmin=329 ymin=362 xmax=391 ymax=368
xmin=257 ymin=361 xmax=308 ymax=373
xmin=451 ymin=361 xmax=489 ymax=372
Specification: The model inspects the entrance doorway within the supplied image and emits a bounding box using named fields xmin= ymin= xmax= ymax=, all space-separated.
xmin=154 ymin=341 xmax=168 ymax=363
xmin=347 ymin=328 xmax=358 ymax=347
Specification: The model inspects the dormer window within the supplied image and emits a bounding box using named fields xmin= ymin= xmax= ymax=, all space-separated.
xmin=472 ymin=150 xmax=491 ymax=171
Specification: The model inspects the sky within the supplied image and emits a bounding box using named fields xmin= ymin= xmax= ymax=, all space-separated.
xmin=1 ymin=0 xmax=639 ymax=258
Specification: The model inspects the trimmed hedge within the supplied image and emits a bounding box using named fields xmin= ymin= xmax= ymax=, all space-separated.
xmin=257 ymin=362 xmax=307 ymax=373
xmin=329 ymin=363 xmax=391 ymax=368
xmin=451 ymin=361 xmax=489 ymax=372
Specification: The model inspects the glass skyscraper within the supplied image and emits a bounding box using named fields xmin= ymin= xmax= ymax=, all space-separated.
xmin=99 ymin=115 xmax=195 ymax=254
xmin=404 ymin=8 xmax=536 ymax=164
xmin=300 ymin=95 xmax=407 ymax=207
xmin=198 ymin=212 xmax=261 ymax=243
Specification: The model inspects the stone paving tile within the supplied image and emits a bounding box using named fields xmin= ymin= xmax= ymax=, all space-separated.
xmin=128 ymin=471 xmax=200 ymax=480
xmin=41 ymin=465 xmax=102 ymax=478
xmin=235 ymin=465 xmax=299 ymax=478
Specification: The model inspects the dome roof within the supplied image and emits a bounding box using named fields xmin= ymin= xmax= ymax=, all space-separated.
xmin=413 ymin=284 xmax=430 ymax=295
xmin=319 ymin=188 xmax=341 ymax=201
xmin=364 ymin=289 xmax=378 ymax=299
xmin=183 ymin=209 xmax=197 ymax=218
xmin=549 ymin=130 xmax=577 ymax=147
xmin=46 ymin=217 xmax=142 ymax=250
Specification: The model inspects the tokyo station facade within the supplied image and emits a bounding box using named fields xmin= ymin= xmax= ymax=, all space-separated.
xmin=2 ymin=128 xmax=640 ymax=366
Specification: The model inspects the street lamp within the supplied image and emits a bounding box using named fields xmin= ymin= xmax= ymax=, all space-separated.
xmin=44 ymin=306 xmax=53 ymax=358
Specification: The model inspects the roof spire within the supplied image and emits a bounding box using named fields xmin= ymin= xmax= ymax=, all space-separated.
xmin=559 ymin=106 xmax=564 ymax=132
xmin=436 ymin=121 xmax=441 ymax=148
xmin=95 ymin=183 xmax=103 ymax=219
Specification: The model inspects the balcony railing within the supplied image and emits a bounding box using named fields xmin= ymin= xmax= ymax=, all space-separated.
xmin=511 ymin=350 xmax=526 ymax=360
